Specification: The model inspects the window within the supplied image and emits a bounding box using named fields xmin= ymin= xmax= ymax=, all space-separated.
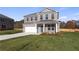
xmin=1 ymin=25 xmax=6 ymax=29
xmin=47 ymin=24 xmax=55 ymax=30
xmin=48 ymin=24 xmax=50 ymax=27
xmin=0 ymin=18 xmax=4 ymax=22
xmin=35 ymin=16 xmax=37 ymax=20
xmin=31 ymin=17 xmax=33 ymax=21
xmin=40 ymin=15 xmax=43 ymax=20
xmin=45 ymin=14 xmax=48 ymax=20
xmin=51 ymin=14 xmax=54 ymax=19
xmin=48 ymin=27 xmax=50 ymax=30
xmin=51 ymin=24 xmax=55 ymax=27
xmin=52 ymin=27 xmax=54 ymax=30
xmin=27 ymin=17 xmax=29 ymax=21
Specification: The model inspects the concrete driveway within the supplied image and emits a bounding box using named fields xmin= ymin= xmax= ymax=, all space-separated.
xmin=0 ymin=32 xmax=30 ymax=40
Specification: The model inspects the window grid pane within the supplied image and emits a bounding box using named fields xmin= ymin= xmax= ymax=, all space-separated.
xmin=35 ymin=16 xmax=37 ymax=20
xmin=27 ymin=17 xmax=28 ymax=21
xmin=52 ymin=14 xmax=54 ymax=19
xmin=31 ymin=17 xmax=33 ymax=21
xmin=40 ymin=15 xmax=43 ymax=20
xmin=46 ymin=14 xmax=48 ymax=20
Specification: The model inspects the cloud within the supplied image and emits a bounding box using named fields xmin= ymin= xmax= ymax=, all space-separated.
xmin=58 ymin=7 xmax=68 ymax=11
xmin=73 ymin=13 xmax=79 ymax=17
xmin=59 ymin=16 xmax=67 ymax=19
xmin=59 ymin=16 xmax=69 ymax=22
xmin=60 ymin=12 xmax=79 ymax=21
xmin=68 ymin=13 xmax=79 ymax=20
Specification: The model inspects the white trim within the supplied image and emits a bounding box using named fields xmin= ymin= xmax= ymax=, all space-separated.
xmin=56 ymin=23 xmax=58 ymax=32
xmin=24 ymin=23 xmax=37 ymax=34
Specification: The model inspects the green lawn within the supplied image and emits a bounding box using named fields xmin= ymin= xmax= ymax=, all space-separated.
xmin=0 ymin=29 xmax=22 ymax=35
xmin=0 ymin=32 xmax=79 ymax=51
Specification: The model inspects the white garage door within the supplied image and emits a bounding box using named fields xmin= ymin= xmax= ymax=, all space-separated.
xmin=24 ymin=24 xmax=37 ymax=34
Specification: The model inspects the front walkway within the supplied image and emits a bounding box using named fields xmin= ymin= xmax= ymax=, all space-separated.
xmin=0 ymin=32 xmax=31 ymax=40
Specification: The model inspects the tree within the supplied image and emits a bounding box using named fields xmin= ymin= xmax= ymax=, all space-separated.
xmin=14 ymin=20 xmax=24 ymax=28
xmin=60 ymin=21 xmax=66 ymax=28
xmin=66 ymin=20 xmax=76 ymax=29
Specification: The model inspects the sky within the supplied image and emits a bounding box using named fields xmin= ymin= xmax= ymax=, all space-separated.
xmin=0 ymin=7 xmax=79 ymax=22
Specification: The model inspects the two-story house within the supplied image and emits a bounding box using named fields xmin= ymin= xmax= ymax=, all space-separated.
xmin=23 ymin=8 xmax=60 ymax=34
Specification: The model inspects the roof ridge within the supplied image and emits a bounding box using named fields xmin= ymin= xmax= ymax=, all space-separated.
xmin=0 ymin=14 xmax=13 ymax=19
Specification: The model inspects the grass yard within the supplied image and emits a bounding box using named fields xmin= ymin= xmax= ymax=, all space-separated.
xmin=0 ymin=32 xmax=79 ymax=51
xmin=0 ymin=29 xmax=22 ymax=35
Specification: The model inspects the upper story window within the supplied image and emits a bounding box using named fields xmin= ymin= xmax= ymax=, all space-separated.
xmin=0 ymin=18 xmax=4 ymax=22
xmin=27 ymin=17 xmax=29 ymax=21
xmin=31 ymin=17 xmax=33 ymax=21
xmin=35 ymin=16 xmax=37 ymax=21
xmin=40 ymin=15 xmax=43 ymax=20
xmin=51 ymin=14 xmax=54 ymax=19
xmin=45 ymin=14 xmax=48 ymax=20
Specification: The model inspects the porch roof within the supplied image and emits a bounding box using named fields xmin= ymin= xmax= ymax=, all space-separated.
xmin=24 ymin=20 xmax=59 ymax=24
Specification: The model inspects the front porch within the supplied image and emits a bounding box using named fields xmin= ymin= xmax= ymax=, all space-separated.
xmin=23 ymin=20 xmax=60 ymax=34
xmin=37 ymin=23 xmax=58 ymax=34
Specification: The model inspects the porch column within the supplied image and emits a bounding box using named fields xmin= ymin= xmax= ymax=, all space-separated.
xmin=43 ymin=24 xmax=45 ymax=32
xmin=55 ymin=23 xmax=57 ymax=33
xmin=23 ymin=24 xmax=25 ymax=32
xmin=35 ymin=24 xmax=37 ymax=34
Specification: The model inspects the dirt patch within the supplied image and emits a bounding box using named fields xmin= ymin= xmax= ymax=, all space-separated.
xmin=60 ymin=29 xmax=79 ymax=32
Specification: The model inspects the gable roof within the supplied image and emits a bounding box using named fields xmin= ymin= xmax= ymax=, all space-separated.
xmin=0 ymin=14 xmax=13 ymax=20
xmin=24 ymin=8 xmax=57 ymax=17
xmin=41 ymin=8 xmax=56 ymax=12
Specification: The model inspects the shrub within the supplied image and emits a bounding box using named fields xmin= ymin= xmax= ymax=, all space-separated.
xmin=40 ymin=32 xmax=63 ymax=36
xmin=55 ymin=32 xmax=63 ymax=36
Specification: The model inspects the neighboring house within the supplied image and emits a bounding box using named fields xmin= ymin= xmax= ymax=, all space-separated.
xmin=23 ymin=8 xmax=60 ymax=34
xmin=0 ymin=14 xmax=14 ymax=30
